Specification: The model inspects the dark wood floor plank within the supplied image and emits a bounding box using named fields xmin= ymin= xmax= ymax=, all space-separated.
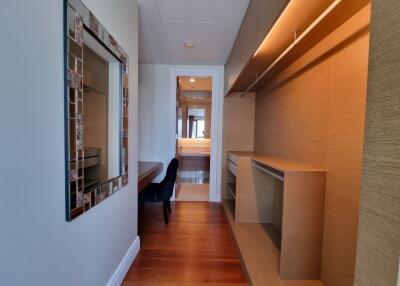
xmin=123 ymin=201 xmax=248 ymax=285
xmin=124 ymin=268 xmax=245 ymax=283
xmin=132 ymin=257 xmax=244 ymax=273
xmin=122 ymin=282 xmax=247 ymax=286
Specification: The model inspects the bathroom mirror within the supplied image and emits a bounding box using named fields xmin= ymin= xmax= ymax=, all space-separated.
xmin=65 ymin=0 xmax=129 ymax=221
xmin=178 ymin=101 xmax=211 ymax=139
xmin=186 ymin=107 xmax=206 ymax=138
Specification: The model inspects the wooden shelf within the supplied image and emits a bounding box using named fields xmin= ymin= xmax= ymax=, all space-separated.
xmin=226 ymin=0 xmax=370 ymax=95
xmin=229 ymin=151 xmax=325 ymax=172
xmin=227 ymin=151 xmax=326 ymax=279
xmin=223 ymin=200 xmax=324 ymax=286
xmin=227 ymin=182 xmax=236 ymax=199
xmin=83 ymin=84 xmax=104 ymax=95
xmin=83 ymin=179 xmax=100 ymax=193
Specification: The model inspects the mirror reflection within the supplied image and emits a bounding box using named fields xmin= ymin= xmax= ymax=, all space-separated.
xmin=82 ymin=30 xmax=122 ymax=191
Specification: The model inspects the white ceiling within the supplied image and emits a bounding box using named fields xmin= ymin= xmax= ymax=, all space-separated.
xmin=179 ymin=76 xmax=212 ymax=91
xmin=137 ymin=0 xmax=250 ymax=65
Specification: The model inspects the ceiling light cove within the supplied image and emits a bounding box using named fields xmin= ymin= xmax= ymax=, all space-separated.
xmin=156 ymin=0 xmax=217 ymax=24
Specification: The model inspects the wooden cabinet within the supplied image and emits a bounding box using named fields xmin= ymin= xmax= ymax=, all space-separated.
xmin=225 ymin=0 xmax=370 ymax=96
xmin=226 ymin=151 xmax=326 ymax=279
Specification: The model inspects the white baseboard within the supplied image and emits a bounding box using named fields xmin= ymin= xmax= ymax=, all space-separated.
xmin=106 ymin=236 xmax=140 ymax=286
xmin=209 ymin=192 xmax=221 ymax=202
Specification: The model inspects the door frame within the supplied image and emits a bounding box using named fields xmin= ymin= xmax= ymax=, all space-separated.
xmin=169 ymin=66 xmax=224 ymax=202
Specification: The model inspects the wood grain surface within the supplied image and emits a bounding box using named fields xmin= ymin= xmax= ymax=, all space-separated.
xmin=138 ymin=161 xmax=163 ymax=192
xmin=223 ymin=200 xmax=324 ymax=286
xmin=123 ymin=202 xmax=248 ymax=285
xmin=355 ymin=1 xmax=400 ymax=285
xmin=253 ymin=5 xmax=370 ymax=285
xmin=227 ymin=152 xmax=326 ymax=279
xmin=222 ymin=93 xmax=255 ymax=200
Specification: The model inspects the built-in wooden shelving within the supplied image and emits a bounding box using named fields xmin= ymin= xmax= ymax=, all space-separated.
xmin=227 ymin=182 xmax=236 ymax=199
xmin=224 ymin=151 xmax=327 ymax=280
xmin=223 ymin=200 xmax=324 ymax=286
xmin=226 ymin=0 xmax=370 ymax=96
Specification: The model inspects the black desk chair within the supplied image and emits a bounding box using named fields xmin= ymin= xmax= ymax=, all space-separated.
xmin=138 ymin=158 xmax=179 ymax=224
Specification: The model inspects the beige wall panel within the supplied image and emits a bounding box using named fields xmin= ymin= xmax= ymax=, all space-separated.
xmin=281 ymin=172 xmax=326 ymax=279
xmin=222 ymin=93 xmax=255 ymax=199
xmin=254 ymin=59 xmax=330 ymax=168
xmin=323 ymin=11 xmax=370 ymax=285
xmin=254 ymin=5 xmax=370 ymax=286
xmin=355 ymin=0 xmax=400 ymax=285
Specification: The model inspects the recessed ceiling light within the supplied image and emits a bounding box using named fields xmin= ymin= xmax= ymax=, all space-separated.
xmin=189 ymin=78 xmax=196 ymax=83
xmin=184 ymin=41 xmax=195 ymax=48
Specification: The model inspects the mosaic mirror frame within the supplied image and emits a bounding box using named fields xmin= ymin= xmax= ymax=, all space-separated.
xmin=64 ymin=0 xmax=129 ymax=221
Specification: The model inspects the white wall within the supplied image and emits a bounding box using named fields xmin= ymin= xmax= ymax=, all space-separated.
xmin=138 ymin=64 xmax=224 ymax=199
xmin=0 ymin=1 xmax=139 ymax=285
xmin=138 ymin=65 xmax=171 ymax=181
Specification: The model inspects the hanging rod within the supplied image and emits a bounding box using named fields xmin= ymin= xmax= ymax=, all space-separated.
xmin=238 ymin=0 xmax=344 ymax=98
xmin=252 ymin=162 xmax=284 ymax=181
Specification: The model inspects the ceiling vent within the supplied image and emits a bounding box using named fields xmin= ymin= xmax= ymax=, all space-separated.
xmin=156 ymin=0 xmax=217 ymax=24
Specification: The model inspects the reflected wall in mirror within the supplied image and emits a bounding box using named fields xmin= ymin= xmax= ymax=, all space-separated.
xmin=65 ymin=0 xmax=129 ymax=221
xmin=83 ymin=31 xmax=121 ymax=184
xmin=177 ymin=77 xmax=212 ymax=139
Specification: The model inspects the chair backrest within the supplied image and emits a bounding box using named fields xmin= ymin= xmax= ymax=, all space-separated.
xmin=159 ymin=158 xmax=179 ymax=199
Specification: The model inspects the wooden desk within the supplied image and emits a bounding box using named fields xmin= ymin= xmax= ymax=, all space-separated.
xmin=138 ymin=161 xmax=163 ymax=192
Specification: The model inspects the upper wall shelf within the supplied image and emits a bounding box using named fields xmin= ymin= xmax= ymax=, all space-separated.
xmin=226 ymin=0 xmax=370 ymax=96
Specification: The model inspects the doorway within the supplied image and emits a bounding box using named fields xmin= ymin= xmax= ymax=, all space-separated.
xmin=175 ymin=76 xmax=212 ymax=201
xmin=169 ymin=66 xmax=223 ymax=202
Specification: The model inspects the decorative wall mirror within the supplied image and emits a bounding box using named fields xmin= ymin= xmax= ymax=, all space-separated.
xmin=64 ymin=0 xmax=129 ymax=221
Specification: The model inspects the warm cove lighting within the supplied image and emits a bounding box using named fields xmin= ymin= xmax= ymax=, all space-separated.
xmin=253 ymin=0 xmax=345 ymax=58
xmin=189 ymin=78 xmax=196 ymax=83
xmin=253 ymin=0 xmax=296 ymax=57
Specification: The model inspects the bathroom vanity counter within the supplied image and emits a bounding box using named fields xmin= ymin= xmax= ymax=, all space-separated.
xmin=178 ymin=150 xmax=210 ymax=157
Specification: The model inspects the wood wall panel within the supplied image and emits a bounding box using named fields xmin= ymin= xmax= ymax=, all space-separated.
xmin=228 ymin=151 xmax=327 ymax=279
xmin=223 ymin=200 xmax=324 ymax=286
xmin=254 ymin=59 xmax=330 ymax=168
xmin=322 ymin=9 xmax=370 ymax=285
xmin=254 ymin=5 xmax=370 ymax=286
xmin=221 ymin=93 xmax=255 ymax=199
xmin=355 ymin=1 xmax=400 ymax=285
xmin=281 ymin=171 xmax=326 ymax=279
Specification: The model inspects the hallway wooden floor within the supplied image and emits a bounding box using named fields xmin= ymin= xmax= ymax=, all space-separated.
xmin=122 ymin=202 xmax=248 ymax=285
